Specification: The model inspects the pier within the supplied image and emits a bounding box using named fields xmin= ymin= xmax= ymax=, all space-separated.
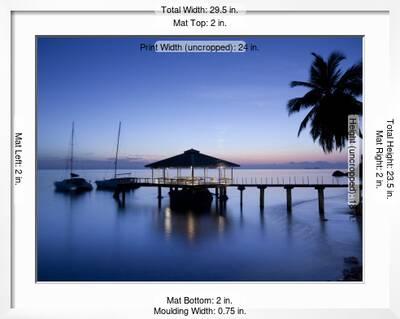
xmin=112 ymin=176 xmax=347 ymax=218
xmin=111 ymin=149 xmax=348 ymax=219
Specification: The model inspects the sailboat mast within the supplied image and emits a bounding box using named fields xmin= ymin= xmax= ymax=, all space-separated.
xmin=70 ymin=121 xmax=74 ymax=177
xmin=114 ymin=121 xmax=121 ymax=178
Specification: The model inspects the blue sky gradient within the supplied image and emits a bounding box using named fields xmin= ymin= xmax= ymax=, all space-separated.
xmin=37 ymin=36 xmax=362 ymax=169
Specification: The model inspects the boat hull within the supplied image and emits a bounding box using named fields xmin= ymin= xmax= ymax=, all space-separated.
xmin=54 ymin=178 xmax=93 ymax=192
xmin=95 ymin=177 xmax=138 ymax=190
xmin=169 ymin=187 xmax=213 ymax=210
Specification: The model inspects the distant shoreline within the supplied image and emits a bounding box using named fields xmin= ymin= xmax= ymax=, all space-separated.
xmin=37 ymin=159 xmax=347 ymax=170
xmin=37 ymin=167 xmax=346 ymax=170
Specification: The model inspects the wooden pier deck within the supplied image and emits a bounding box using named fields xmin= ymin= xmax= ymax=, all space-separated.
xmin=112 ymin=177 xmax=349 ymax=217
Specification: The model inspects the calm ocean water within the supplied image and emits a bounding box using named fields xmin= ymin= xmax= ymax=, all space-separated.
xmin=37 ymin=169 xmax=362 ymax=281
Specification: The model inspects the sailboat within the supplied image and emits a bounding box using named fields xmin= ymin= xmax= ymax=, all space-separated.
xmin=95 ymin=121 xmax=136 ymax=190
xmin=54 ymin=122 xmax=93 ymax=192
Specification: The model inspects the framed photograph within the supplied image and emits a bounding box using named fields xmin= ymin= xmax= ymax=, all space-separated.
xmin=1 ymin=0 xmax=398 ymax=318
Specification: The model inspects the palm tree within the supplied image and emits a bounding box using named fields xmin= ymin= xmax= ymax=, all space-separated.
xmin=288 ymin=51 xmax=362 ymax=153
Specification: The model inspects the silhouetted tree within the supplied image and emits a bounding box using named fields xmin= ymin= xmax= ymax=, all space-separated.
xmin=288 ymin=52 xmax=362 ymax=152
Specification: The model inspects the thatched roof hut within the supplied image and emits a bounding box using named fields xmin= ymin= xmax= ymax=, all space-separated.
xmin=145 ymin=149 xmax=239 ymax=169
xmin=145 ymin=149 xmax=239 ymax=183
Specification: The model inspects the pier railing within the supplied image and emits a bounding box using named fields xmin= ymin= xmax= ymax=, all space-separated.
xmin=131 ymin=177 xmax=232 ymax=185
xmin=231 ymin=176 xmax=346 ymax=185
xmin=129 ymin=176 xmax=347 ymax=186
xmin=114 ymin=176 xmax=351 ymax=217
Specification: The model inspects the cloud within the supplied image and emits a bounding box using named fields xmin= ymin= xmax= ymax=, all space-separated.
xmin=38 ymin=155 xmax=347 ymax=170
xmin=105 ymin=155 xmax=147 ymax=162
xmin=38 ymin=156 xmax=150 ymax=169
xmin=239 ymin=161 xmax=347 ymax=169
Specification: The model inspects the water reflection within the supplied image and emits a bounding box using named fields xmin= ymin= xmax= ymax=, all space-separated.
xmin=159 ymin=204 xmax=231 ymax=241
xmin=54 ymin=189 xmax=88 ymax=202
xmin=259 ymin=210 xmax=265 ymax=232
xmin=286 ymin=212 xmax=293 ymax=241
xmin=164 ymin=207 xmax=172 ymax=237
xmin=187 ymin=212 xmax=196 ymax=240
xmin=39 ymin=170 xmax=362 ymax=281
xmin=217 ymin=215 xmax=226 ymax=234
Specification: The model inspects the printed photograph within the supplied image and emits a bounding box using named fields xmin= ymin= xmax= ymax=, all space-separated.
xmin=37 ymin=36 xmax=363 ymax=281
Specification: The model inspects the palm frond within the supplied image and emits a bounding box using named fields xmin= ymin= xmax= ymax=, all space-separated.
xmin=287 ymin=51 xmax=363 ymax=153
xmin=327 ymin=51 xmax=346 ymax=85
xmin=336 ymin=62 xmax=362 ymax=96
xmin=289 ymin=81 xmax=318 ymax=89
xmin=287 ymin=89 xmax=321 ymax=115
xmin=310 ymin=52 xmax=328 ymax=88
xmin=297 ymin=108 xmax=316 ymax=136
xmin=328 ymin=51 xmax=346 ymax=66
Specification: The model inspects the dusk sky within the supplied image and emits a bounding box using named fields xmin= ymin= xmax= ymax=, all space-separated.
xmin=37 ymin=36 xmax=362 ymax=169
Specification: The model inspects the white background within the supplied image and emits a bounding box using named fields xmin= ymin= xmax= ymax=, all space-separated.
xmin=12 ymin=11 xmax=390 ymax=310
xmin=0 ymin=1 xmax=398 ymax=318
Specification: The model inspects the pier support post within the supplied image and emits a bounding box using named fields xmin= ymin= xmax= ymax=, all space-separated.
xmin=238 ymin=186 xmax=245 ymax=206
xmin=215 ymin=187 xmax=219 ymax=198
xmin=220 ymin=187 xmax=228 ymax=201
xmin=217 ymin=187 xmax=225 ymax=214
xmin=113 ymin=189 xmax=119 ymax=200
xmin=157 ymin=186 xmax=162 ymax=208
xmin=257 ymin=186 xmax=267 ymax=208
xmin=284 ymin=186 xmax=293 ymax=212
xmin=218 ymin=186 xmax=228 ymax=202
xmin=157 ymin=186 xmax=162 ymax=199
xmin=218 ymin=187 xmax=227 ymax=213
xmin=316 ymin=186 xmax=325 ymax=217
xmin=113 ymin=185 xmax=127 ymax=207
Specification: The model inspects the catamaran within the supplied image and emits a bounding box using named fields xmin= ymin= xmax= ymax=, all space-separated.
xmin=54 ymin=122 xmax=93 ymax=192
xmin=95 ymin=121 xmax=136 ymax=190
